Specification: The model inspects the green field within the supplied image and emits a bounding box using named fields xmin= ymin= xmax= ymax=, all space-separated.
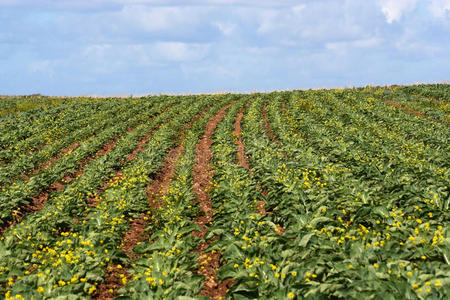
xmin=0 ymin=84 xmax=449 ymax=299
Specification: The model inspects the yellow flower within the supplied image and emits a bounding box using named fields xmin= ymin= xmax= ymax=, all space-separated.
xmin=373 ymin=263 xmax=379 ymax=268
xmin=407 ymin=271 xmax=412 ymax=276
xmin=288 ymin=292 xmax=295 ymax=299
xmin=37 ymin=286 xmax=44 ymax=293
xmin=348 ymin=264 xmax=353 ymax=269
xmin=234 ymin=264 xmax=239 ymax=268
xmin=435 ymin=280 xmax=441 ymax=287
xmin=291 ymin=271 xmax=297 ymax=276
xmin=275 ymin=273 xmax=280 ymax=278
xmin=88 ymin=286 xmax=96 ymax=294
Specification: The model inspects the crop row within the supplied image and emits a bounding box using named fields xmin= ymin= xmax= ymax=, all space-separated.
xmin=0 ymin=85 xmax=447 ymax=299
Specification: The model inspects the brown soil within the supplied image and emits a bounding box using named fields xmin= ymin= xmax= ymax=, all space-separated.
xmin=94 ymin=107 xmax=210 ymax=299
xmin=0 ymin=129 xmax=131 ymax=237
xmin=92 ymin=265 xmax=130 ymax=300
xmin=20 ymin=142 xmax=81 ymax=182
xmin=413 ymin=94 xmax=445 ymax=106
xmin=256 ymin=200 xmax=269 ymax=215
xmin=261 ymin=104 xmax=287 ymax=236
xmin=147 ymin=146 xmax=182 ymax=209
xmin=262 ymin=104 xmax=278 ymax=142
xmin=44 ymin=142 xmax=81 ymax=169
xmin=233 ymin=106 xmax=250 ymax=169
xmin=192 ymin=104 xmax=231 ymax=300
xmin=383 ymin=100 xmax=444 ymax=124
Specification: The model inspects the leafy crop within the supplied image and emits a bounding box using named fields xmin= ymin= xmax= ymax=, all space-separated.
xmin=0 ymin=84 xmax=448 ymax=299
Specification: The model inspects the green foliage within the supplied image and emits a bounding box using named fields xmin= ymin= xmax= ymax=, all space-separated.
xmin=0 ymin=85 xmax=448 ymax=299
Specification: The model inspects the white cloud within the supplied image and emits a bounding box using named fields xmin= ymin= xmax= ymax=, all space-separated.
xmin=214 ymin=22 xmax=237 ymax=35
xmin=394 ymin=27 xmax=444 ymax=57
xmin=427 ymin=0 xmax=450 ymax=18
xmin=256 ymin=9 xmax=279 ymax=34
xmin=80 ymin=41 xmax=210 ymax=71
xmin=378 ymin=0 xmax=418 ymax=23
xmin=28 ymin=60 xmax=58 ymax=78
xmin=118 ymin=5 xmax=208 ymax=32
xmin=152 ymin=42 xmax=210 ymax=61
xmin=292 ymin=4 xmax=306 ymax=15
xmin=253 ymin=1 xmax=370 ymax=44
xmin=326 ymin=37 xmax=382 ymax=51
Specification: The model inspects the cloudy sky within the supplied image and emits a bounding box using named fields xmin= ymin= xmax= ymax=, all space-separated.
xmin=0 ymin=0 xmax=449 ymax=95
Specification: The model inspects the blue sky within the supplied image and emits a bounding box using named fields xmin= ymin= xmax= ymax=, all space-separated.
xmin=0 ymin=0 xmax=449 ymax=96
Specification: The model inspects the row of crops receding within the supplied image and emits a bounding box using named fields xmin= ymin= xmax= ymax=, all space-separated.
xmin=0 ymin=84 xmax=449 ymax=299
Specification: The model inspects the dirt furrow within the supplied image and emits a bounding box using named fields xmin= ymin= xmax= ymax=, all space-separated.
xmin=412 ymin=94 xmax=445 ymax=106
xmin=259 ymin=104 xmax=286 ymax=236
xmin=262 ymin=103 xmax=279 ymax=143
xmin=94 ymin=108 xmax=210 ymax=300
xmin=192 ymin=104 xmax=232 ymax=300
xmin=21 ymin=142 xmax=81 ymax=182
xmin=233 ymin=106 xmax=250 ymax=169
xmin=93 ymin=145 xmax=182 ymax=300
xmin=0 ymin=133 xmax=124 ymax=236
xmin=85 ymin=128 xmax=148 ymax=207
xmin=383 ymin=100 xmax=444 ymax=124
xmin=234 ymin=105 xmax=271 ymax=216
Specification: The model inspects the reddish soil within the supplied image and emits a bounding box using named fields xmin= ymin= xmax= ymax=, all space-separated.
xmin=192 ymin=104 xmax=231 ymax=300
xmin=413 ymin=94 xmax=445 ymax=106
xmin=233 ymin=106 xmax=250 ymax=169
xmin=260 ymin=104 xmax=287 ymax=236
xmin=256 ymin=200 xmax=269 ymax=215
xmin=147 ymin=145 xmax=182 ymax=209
xmin=262 ymin=104 xmax=277 ymax=142
xmin=0 ymin=126 xmax=140 ymax=237
xmin=233 ymin=104 xmax=283 ymax=233
xmin=94 ymin=108 xmax=209 ymax=299
xmin=92 ymin=265 xmax=130 ymax=300
xmin=44 ymin=142 xmax=81 ymax=169
xmin=20 ymin=142 xmax=82 ymax=182
xmin=87 ymin=126 xmax=158 ymax=207
xmin=383 ymin=100 xmax=443 ymax=124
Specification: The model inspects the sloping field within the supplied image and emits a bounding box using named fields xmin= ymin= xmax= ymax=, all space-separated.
xmin=0 ymin=84 xmax=449 ymax=299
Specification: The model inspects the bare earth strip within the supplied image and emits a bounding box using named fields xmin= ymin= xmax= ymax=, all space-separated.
xmin=262 ymin=103 xmax=278 ymax=142
xmin=94 ymin=108 xmax=209 ymax=300
xmin=412 ymin=94 xmax=445 ymax=106
xmin=233 ymin=106 xmax=250 ymax=169
xmin=86 ymin=127 xmax=152 ymax=207
xmin=0 ymin=133 xmax=123 ymax=236
xmin=192 ymin=104 xmax=232 ymax=300
xmin=383 ymin=100 xmax=444 ymax=124
xmin=20 ymin=142 xmax=81 ymax=182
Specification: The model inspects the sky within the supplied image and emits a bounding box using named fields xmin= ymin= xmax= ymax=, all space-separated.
xmin=0 ymin=0 xmax=449 ymax=96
